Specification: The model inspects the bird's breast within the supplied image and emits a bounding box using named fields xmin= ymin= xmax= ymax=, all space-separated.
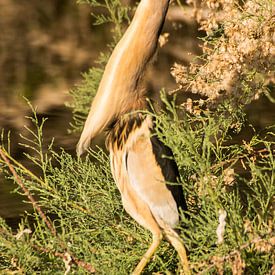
xmin=107 ymin=113 xmax=187 ymax=229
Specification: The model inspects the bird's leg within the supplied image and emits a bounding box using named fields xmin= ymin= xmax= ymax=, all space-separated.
xmin=164 ymin=228 xmax=191 ymax=275
xmin=132 ymin=232 xmax=162 ymax=275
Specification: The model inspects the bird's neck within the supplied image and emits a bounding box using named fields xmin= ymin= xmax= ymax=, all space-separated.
xmin=111 ymin=0 xmax=170 ymax=112
xmin=77 ymin=0 xmax=170 ymax=155
xmin=124 ymin=0 xmax=170 ymax=78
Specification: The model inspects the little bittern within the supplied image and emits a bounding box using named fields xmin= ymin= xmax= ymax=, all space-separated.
xmin=77 ymin=0 xmax=190 ymax=274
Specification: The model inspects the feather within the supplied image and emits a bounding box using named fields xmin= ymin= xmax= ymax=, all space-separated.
xmin=150 ymin=135 xmax=187 ymax=211
xmin=107 ymin=114 xmax=186 ymax=228
xmin=125 ymin=118 xmax=180 ymax=229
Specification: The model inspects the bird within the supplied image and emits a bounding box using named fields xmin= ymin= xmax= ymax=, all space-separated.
xmin=77 ymin=0 xmax=190 ymax=274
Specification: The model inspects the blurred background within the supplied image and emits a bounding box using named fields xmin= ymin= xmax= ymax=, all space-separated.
xmin=0 ymin=0 xmax=274 ymax=225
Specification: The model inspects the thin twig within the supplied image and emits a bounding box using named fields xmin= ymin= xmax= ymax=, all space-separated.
xmin=210 ymin=148 xmax=273 ymax=171
xmin=0 ymin=147 xmax=56 ymax=236
xmin=33 ymin=245 xmax=96 ymax=273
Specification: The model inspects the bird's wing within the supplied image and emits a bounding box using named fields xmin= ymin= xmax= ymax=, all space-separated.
xmin=126 ymin=133 xmax=179 ymax=228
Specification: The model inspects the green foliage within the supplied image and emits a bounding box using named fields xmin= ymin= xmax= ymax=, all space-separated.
xmin=1 ymin=99 xmax=274 ymax=274
xmin=0 ymin=111 xmax=185 ymax=274
xmin=0 ymin=0 xmax=274 ymax=274
xmin=153 ymin=97 xmax=274 ymax=274
xmin=76 ymin=0 xmax=131 ymax=40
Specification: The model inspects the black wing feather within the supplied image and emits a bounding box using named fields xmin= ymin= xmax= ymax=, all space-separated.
xmin=150 ymin=135 xmax=187 ymax=211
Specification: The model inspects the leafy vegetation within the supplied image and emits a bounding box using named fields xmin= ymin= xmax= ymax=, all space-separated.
xmin=0 ymin=0 xmax=274 ymax=274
